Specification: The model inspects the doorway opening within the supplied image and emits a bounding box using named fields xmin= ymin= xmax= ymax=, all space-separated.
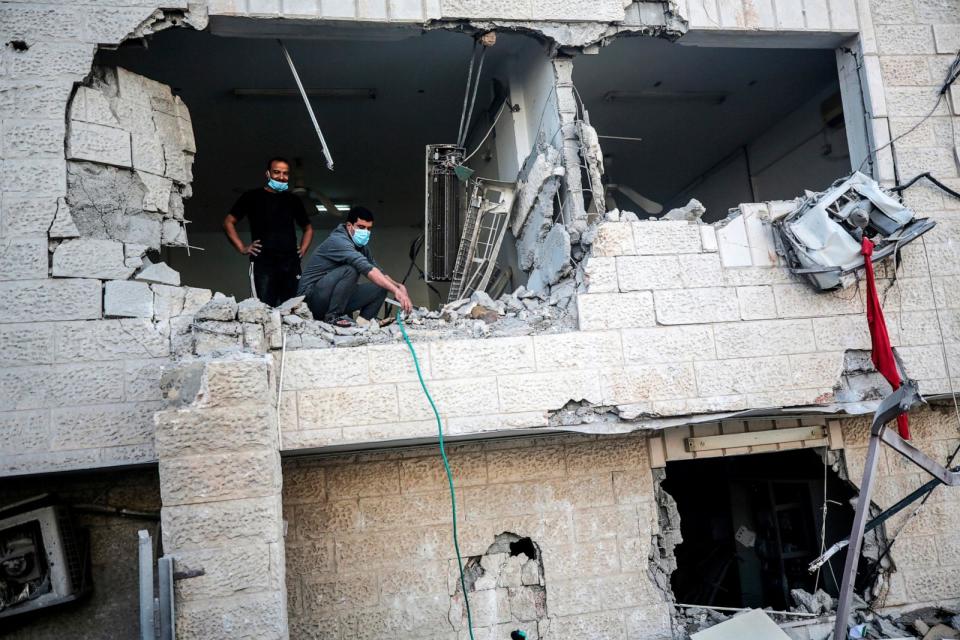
xmin=661 ymin=449 xmax=871 ymax=610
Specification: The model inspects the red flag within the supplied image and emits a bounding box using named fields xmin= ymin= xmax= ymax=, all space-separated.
xmin=861 ymin=236 xmax=910 ymax=439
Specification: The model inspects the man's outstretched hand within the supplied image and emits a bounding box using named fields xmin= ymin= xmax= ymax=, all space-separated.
xmin=396 ymin=287 xmax=413 ymax=313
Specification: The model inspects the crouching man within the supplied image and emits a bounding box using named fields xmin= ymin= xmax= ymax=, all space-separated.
xmin=298 ymin=206 xmax=413 ymax=326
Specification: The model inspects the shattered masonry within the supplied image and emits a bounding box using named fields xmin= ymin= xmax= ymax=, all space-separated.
xmin=2 ymin=0 xmax=960 ymax=639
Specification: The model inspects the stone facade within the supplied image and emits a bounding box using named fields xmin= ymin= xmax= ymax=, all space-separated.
xmin=282 ymin=433 xmax=672 ymax=639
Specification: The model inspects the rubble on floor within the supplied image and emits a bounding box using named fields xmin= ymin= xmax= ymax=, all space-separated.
xmin=180 ymin=283 xmax=577 ymax=356
xmin=680 ymin=589 xmax=960 ymax=640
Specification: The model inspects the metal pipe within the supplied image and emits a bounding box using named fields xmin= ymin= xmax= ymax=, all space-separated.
xmin=158 ymin=556 xmax=175 ymax=640
xmin=139 ymin=530 xmax=156 ymax=640
xmin=278 ymin=40 xmax=334 ymax=170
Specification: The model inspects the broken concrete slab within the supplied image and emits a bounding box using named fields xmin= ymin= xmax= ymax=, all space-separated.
xmin=195 ymin=295 xmax=238 ymax=322
xmin=664 ymin=198 xmax=706 ymax=221
xmin=135 ymin=261 xmax=180 ymax=286
xmin=691 ymin=610 xmax=792 ymax=640
xmin=237 ymin=298 xmax=272 ymax=324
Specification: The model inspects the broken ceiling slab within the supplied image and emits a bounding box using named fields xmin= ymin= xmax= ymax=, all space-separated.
xmin=691 ymin=609 xmax=792 ymax=640
xmin=775 ymin=172 xmax=936 ymax=291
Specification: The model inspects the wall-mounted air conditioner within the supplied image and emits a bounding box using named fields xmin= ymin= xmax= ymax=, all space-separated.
xmin=425 ymin=144 xmax=465 ymax=282
xmin=0 ymin=495 xmax=90 ymax=618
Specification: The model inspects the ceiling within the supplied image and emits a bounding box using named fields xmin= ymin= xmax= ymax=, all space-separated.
xmin=99 ymin=25 xmax=539 ymax=231
xmin=572 ymin=36 xmax=841 ymax=213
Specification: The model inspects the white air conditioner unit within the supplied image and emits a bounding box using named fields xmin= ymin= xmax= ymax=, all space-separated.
xmin=0 ymin=495 xmax=90 ymax=618
xmin=425 ymin=144 xmax=466 ymax=282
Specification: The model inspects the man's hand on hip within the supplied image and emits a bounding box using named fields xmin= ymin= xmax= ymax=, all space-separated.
xmin=241 ymin=240 xmax=262 ymax=256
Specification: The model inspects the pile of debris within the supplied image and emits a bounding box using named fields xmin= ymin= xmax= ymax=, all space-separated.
xmin=678 ymin=590 xmax=960 ymax=639
xmin=181 ymin=283 xmax=576 ymax=356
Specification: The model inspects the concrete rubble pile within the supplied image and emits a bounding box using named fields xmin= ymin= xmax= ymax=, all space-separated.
xmin=182 ymin=284 xmax=577 ymax=356
xmin=680 ymin=589 xmax=960 ymax=640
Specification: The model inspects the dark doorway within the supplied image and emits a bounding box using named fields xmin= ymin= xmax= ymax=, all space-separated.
xmin=662 ymin=449 xmax=863 ymax=610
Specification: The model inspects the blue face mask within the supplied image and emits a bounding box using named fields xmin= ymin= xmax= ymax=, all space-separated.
xmin=267 ymin=178 xmax=288 ymax=192
xmin=352 ymin=228 xmax=371 ymax=247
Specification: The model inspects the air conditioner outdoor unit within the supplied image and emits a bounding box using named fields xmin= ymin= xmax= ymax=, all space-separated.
xmin=0 ymin=495 xmax=90 ymax=618
xmin=425 ymin=144 xmax=465 ymax=282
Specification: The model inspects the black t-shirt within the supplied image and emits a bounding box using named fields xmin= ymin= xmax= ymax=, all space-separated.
xmin=230 ymin=188 xmax=309 ymax=265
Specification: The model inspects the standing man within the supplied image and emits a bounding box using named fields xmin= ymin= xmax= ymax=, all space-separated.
xmin=299 ymin=206 xmax=413 ymax=326
xmin=223 ymin=157 xmax=314 ymax=307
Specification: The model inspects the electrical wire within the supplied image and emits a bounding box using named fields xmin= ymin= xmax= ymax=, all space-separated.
xmin=396 ymin=310 xmax=476 ymax=640
xmin=463 ymin=102 xmax=507 ymax=163
xmin=857 ymin=49 xmax=960 ymax=174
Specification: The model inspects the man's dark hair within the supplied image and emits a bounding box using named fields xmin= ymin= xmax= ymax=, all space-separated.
xmin=266 ymin=157 xmax=290 ymax=171
xmin=347 ymin=206 xmax=375 ymax=224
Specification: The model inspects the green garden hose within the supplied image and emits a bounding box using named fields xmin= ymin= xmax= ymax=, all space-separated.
xmin=396 ymin=310 xmax=476 ymax=639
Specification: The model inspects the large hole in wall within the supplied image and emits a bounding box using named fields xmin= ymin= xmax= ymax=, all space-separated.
xmin=449 ymin=532 xmax=546 ymax=636
xmin=97 ymin=23 xmax=550 ymax=308
xmin=572 ymin=37 xmax=850 ymax=222
xmin=659 ymin=449 xmax=876 ymax=611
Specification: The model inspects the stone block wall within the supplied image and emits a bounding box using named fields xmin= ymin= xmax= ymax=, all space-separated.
xmin=156 ymin=355 xmax=289 ymax=639
xmin=840 ymin=405 xmax=960 ymax=610
xmin=207 ymin=0 xmax=627 ymax=23
xmin=282 ymin=432 xmax=672 ymax=639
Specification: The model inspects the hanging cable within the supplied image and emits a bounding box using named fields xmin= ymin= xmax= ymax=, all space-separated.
xmin=456 ymin=42 xmax=479 ymax=148
xmin=396 ymin=310 xmax=476 ymax=640
xmin=462 ymin=102 xmax=507 ymax=163
xmin=459 ymin=48 xmax=487 ymax=149
xmin=857 ymin=49 xmax=960 ymax=174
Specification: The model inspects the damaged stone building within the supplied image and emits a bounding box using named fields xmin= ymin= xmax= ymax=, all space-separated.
xmin=2 ymin=0 xmax=960 ymax=638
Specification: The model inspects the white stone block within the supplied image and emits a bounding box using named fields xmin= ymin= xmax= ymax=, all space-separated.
xmin=390 ymin=0 xmax=424 ymax=19
xmin=736 ymin=285 xmax=777 ymax=320
xmin=716 ymin=215 xmax=751 ymax=267
xmin=3 ymin=118 xmax=65 ymax=158
xmin=70 ymin=86 xmax=120 ymax=128
xmin=105 ymin=280 xmax=154 ymax=318
xmin=695 ymin=356 xmax=792 ymax=396
xmin=829 ymin=0 xmax=859 ymax=30
xmin=132 ymin=132 xmax=166 ymax=175
xmin=52 ymin=238 xmax=134 ymax=280
xmin=582 ymin=256 xmax=618 ymax=293
xmin=616 ymin=255 xmax=682 ymax=291
xmin=789 ymin=352 xmax=844 ymax=389
xmin=741 ymin=205 xmax=778 ymax=267
xmin=398 ymin=376 xmax=499 ymax=421
xmin=601 ymin=363 xmax=697 ymax=405
xmin=804 ymin=0 xmax=830 ymax=28
xmin=654 ymin=288 xmax=740 ymax=325
xmin=1 ymin=194 xmax=58 ymax=238
xmin=283 ymin=0 xmax=321 ymax=16
xmin=632 ymin=221 xmax=702 ymax=255
xmin=714 ymin=319 xmax=816 ymax=359
xmin=773 ymin=284 xmax=863 ymax=318
xmin=298 ymin=383 xmax=398 ymax=429
xmin=279 ymin=348 xmax=370 ymax=390
xmin=0 ymin=279 xmax=101 ymax=323
xmin=138 ymin=170 xmax=172 ymax=213
xmin=358 ymin=0 xmax=388 ymax=18
xmin=533 ymin=331 xmax=623 ymax=371
xmin=622 ymin=325 xmax=716 ymax=364
xmin=367 ymin=344 xmax=430 ymax=383
xmin=67 ymin=121 xmax=131 ymax=168
xmin=322 ymin=0 xmax=356 ymax=17
xmin=577 ymin=292 xmax=655 ymax=331
xmin=498 ymin=370 xmax=602 ymax=413
xmin=429 ymin=337 xmax=535 ymax=379
xmin=700 ymin=225 xmax=718 ymax=252
xmin=0 ymin=237 xmax=47 ymax=280
xmin=678 ymin=253 xmax=724 ymax=288
xmin=55 ymin=319 xmax=169 ymax=361
xmin=590 ymin=223 xmax=636 ymax=257
xmin=0 ymin=323 xmax=55 ymax=366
